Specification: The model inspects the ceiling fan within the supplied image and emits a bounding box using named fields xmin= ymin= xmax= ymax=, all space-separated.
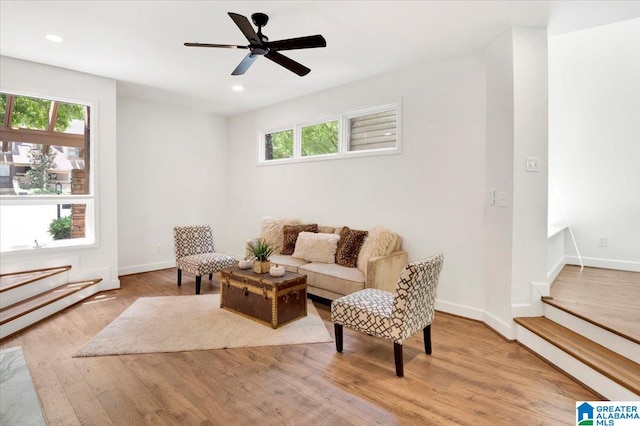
xmin=184 ymin=12 xmax=327 ymax=77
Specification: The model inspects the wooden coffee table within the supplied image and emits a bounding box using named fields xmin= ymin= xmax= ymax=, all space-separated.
xmin=220 ymin=267 xmax=307 ymax=328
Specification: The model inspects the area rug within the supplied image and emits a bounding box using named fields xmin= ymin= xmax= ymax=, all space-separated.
xmin=0 ymin=346 xmax=47 ymax=425
xmin=75 ymin=294 xmax=333 ymax=357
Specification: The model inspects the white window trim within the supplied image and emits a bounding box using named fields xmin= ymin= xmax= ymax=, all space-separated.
xmin=258 ymin=99 xmax=402 ymax=166
xmin=0 ymin=91 xmax=97 ymax=253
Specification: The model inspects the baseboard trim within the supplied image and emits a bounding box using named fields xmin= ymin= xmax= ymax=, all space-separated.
xmin=547 ymin=257 xmax=565 ymax=284
xmin=435 ymin=299 xmax=515 ymax=340
xmin=434 ymin=299 xmax=484 ymax=322
xmin=565 ymin=256 xmax=640 ymax=272
xmin=118 ymin=261 xmax=176 ymax=276
xmin=483 ymin=310 xmax=515 ymax=340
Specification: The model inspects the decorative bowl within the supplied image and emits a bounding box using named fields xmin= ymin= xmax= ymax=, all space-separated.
xmin=269 ymin=264 xmax=285 ymax=277
xmin=238 ymin=259 xmax=253 ymax=270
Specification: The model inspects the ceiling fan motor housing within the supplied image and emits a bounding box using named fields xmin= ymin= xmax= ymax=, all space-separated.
xmin=251 ymin=13 xmax=269 ymax=28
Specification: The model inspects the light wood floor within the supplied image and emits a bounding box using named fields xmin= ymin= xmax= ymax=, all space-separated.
xmin=549 ymin=265 xmax=640 ymax=343
xmin=1 ymin=269 xmax=597 ymax=425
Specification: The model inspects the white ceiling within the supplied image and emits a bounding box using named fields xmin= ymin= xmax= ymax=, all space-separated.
xmin=1 ymin=1 xmax=639 ymax=116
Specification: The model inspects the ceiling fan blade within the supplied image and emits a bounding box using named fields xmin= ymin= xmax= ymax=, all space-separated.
xmin=264 ymin=51 xmax=310 ymax=76
xmin=231 ymin=53 xmax=258 ymax=75
xmin=184 ymin=42 xmax=248 ymax=49
xmin=267 ymin=35 xmax=326 ymax=51
xmin=228 ymin=12 xmax=261 ymax=46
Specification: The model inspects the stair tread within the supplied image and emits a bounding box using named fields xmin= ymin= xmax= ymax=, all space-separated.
xmin=548 ymin=265 xmax=640 ymax=345
xmin=542 ymin=297 xmax=640 ymax=345
xmin=0 ymin=279 xmax=102 ymax=325
xmin=515 ymin=316 xmax=640 ymax=395
xmin=0 ymin=266 xmax=72 ymax=293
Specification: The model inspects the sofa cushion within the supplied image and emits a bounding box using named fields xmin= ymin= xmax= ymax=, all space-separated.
xmin=357 ymin=227 xmax=398 ymax=276
xmin=261 ymin=216 xmax=302 ymax=254
xmin=281 ymin=224 xmax=318 ymax=255
xmin=269 ymin=254 xmax=309 ymax=272
xmin=299 ymin=262 xmax=365 ymax=296
xmin=335 ymin=227 xmax=368 ymax=268
xmin=318 ymin=226 xmax=336 ymax=234
xmin=292 ymin=232 xmax=339 ymax=264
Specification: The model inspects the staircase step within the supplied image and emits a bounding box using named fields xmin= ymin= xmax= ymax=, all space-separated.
xmin=514 ymin=316 xmax=640 ymax=396
xmin=0 ymin=279 xmax=102 ymax=326
xmin=0 ymin=265 xmax=72 ymax=293
xmin=542 ymin=296 xmax=639 ymax=345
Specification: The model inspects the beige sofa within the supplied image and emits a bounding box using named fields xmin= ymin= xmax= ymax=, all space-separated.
xmin=250 ymin=221 xmax=408 ymax=300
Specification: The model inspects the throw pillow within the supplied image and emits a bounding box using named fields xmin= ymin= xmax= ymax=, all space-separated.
xmin=335 ymin=226 xmax=368 ymax=268
xmin=292 ymin=232 xmax=340 ymax=263
xmin=281 ymin=224 xmax=318 ymax=255
xmin=357 ymin=227 xmax=398 ymax=276
xmin=261 ymin=216 xmax=301 ymax=254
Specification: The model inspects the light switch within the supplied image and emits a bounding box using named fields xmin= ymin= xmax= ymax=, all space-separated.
xmin=526 ymin=157 xmax=540 ymax=172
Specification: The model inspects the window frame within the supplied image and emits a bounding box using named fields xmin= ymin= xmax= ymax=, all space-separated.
xmin=0 ymin=90 xmax=97 ymax=253
xmin=258 ymin=99 xmax=402 ymax=166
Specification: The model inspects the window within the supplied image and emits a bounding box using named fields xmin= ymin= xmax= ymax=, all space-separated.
xmin=347 ymin=107 xmax=397 ymax=152
xmin=264 ymin=129 xmax=293 ymax=160
xmin=0 ymin=92 xmax=93 ymax=252
xmin=301 ymin=121 xmax=338 ymax=157
xmin=259 ymin=101 xmax=400 ymax=164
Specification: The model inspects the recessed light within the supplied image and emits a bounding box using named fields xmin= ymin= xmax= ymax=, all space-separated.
xmin=232 ymin=85 xmax=244 ymax=92
xmin=45 ymin=34 xmax=63 ymax=43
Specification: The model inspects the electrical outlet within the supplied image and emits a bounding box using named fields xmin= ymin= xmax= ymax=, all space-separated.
xmin=497 ymin=191 xmax=508 ymax=207
xmin=526 ymin=157 xmax=540 ymax=172
xmin=597 ymin=237 xmax=607 ymax=247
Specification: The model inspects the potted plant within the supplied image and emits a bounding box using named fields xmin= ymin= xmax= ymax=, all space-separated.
xmin=246 ymin=239 xmax=278 ymax=274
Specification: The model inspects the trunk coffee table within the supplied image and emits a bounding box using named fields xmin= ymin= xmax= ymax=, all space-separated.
xmin=220 ymin=267 xmax=307 ymax=328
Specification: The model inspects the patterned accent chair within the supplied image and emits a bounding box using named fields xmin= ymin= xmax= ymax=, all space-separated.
xmin=331 ymin=254 xmax=444 ymax=377
xmin=173 ymin=225 xmax=236 ymax=294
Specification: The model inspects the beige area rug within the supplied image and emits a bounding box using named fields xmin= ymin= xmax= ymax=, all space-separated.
xmin=75 ymin=294 xmax=333 ymax=357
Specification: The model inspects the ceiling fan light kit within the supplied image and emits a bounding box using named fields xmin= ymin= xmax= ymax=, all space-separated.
xmin=184 ymin=12 xmax=326 ymax=76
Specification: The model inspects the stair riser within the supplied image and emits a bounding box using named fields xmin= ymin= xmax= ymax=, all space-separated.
xmin=0 ymin=285 xmax=102 ymax=340
xmin=516 ymin=325 xmax=639 ymax=400
xmin=1 ymin=273 xmax=70 ymax=309
xmin=544 ymin=304 xmax=640 ymax=363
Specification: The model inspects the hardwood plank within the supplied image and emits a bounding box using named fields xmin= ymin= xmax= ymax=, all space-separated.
xmin=549 ymin=265 xmax=640 ymax=342
xmin=0 ymin=279 xmax=102 ymax=325
xmin=0 ymin=265 xmax=71 ymax=293
xmin=0 ymin=268 xmax=598 ymax=424
xmin=515 ymin=316 xmax=640 ymax=395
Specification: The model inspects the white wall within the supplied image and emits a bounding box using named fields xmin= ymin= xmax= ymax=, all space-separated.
xmin=511 ymin=28 xmax=549 ymax=311
xmin=484 ymin=29 xmax=515 ymax=333
xmin=549 ymin=18 xmax=640 ymax=271
xmin=484 ymin=28 xmax=549 ymax=336
xmin=225 ymin=52 xmax=488 ymax=317
xmin=116 ymin=97 xmax=229 ymax=275
xmin=0 ymin=57 xmax=119 ymax=288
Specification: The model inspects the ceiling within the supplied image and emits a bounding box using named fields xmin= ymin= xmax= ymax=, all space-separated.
xmin=1 ymin=1 xmax=639 ymax=116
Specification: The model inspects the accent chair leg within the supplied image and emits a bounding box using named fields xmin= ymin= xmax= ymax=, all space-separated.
xmin=177 ymin=269 xmax=182 ymax=287
xmin=334 ymin=324 xmax=343 ymax=353
xmin=195 ymin=276 xmax=201 ymax=295
xmin=209 ymin=273 xmax=213 ymax=280
xmin=394 ymin=342 xmax=404 ymax=377
xmin=424 ymin=324 xmax=432 ymax=355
